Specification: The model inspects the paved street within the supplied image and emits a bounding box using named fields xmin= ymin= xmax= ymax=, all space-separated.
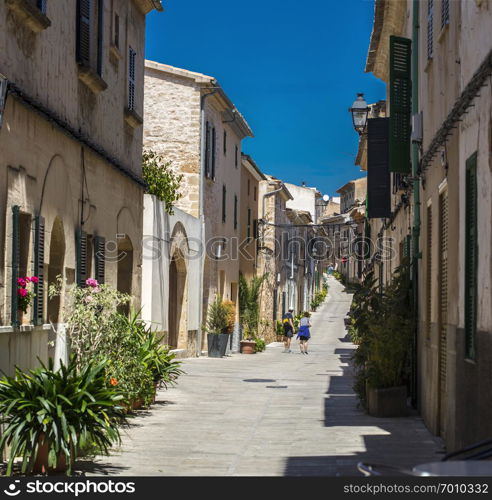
xmin=80 ymin=277 xmax=442 ymax=476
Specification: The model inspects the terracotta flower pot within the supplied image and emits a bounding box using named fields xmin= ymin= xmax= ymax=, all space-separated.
xmin=33 ymin=434 xmax=73 ymax=474
xmin=240 ymin=340 xmax=256 ymax=354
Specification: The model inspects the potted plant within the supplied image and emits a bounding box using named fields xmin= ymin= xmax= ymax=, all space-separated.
xmin=0 ymin=356 xmax=126 ymax=475
xmin=205 ymin=297 xmax=229 ymax=357
xmin=351 ymin=261 xmax=413 ymax=417
xmin=238 ymin=274 xmax=266 ymax=354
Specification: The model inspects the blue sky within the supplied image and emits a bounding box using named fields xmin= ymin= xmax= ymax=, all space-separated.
xmin=145 ymin=0 xmax=385 ymax=196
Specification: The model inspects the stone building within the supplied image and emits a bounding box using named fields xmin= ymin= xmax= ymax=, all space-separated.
xmin=0 ymin=0 xmax=161 ymax=374
xmin=143 ymin=61 xmax=253 ymax=353
xmin=361 ymin=0 xmax=492 ymax=451
xmin=239 ymin=154 xmax=266 ymax=283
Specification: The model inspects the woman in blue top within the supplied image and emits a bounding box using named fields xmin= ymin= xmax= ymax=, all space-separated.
xmin=297 ymin=311 xmax=311 ymax=354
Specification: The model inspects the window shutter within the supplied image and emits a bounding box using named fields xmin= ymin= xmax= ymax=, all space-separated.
xmin=234 ymin=194 xmax=238 ymax=229
xmin=441 ymin=0 xmax=449 ymax=29
xmin=367 ymin=117 xmax=391 ymax=218
xmin=76 ymin=0 xmax=91 ymax=66
xmin=253 ymin=219 xmax=258 ymax=239
xmin=404 ymin=234 xmax=411 ymax=259
xmin=94 ymin=235 xmax=105 ymax=284
xmin=427 ymin=0 xmax=434 ymax=60
xmin=33 ymin=215 xmax=45 ymax=326
xmin=389 ymin=36 xmax=411 ymax=174
xmin=223 ymin=130 xmax=227 ymax=155
xmin=465 ymin=153 xmax=478 ymax=359
xmin=235 ymin=145 xmax=238 ymax=168
xmin=205 ymin=121 xmax=210 ymax=178
xmin=247 ymin=208 xmax=251 ymax=239
xmin=114 ymin=13 xmax=120 ymax=48
xmin=76 ymin=228 xmax=88 ymax=287
xmin=11 ymin=206 xmax=20 ymax=327
xmin=212 ymin=127 xmax=216 ymax=179
xmin=96 ymin=0 xmax=103 ymax=76
xmin=128 ymin=47 xmax=136 ymax=111
xmin=222 ymin=184 xmax=226 ymax=223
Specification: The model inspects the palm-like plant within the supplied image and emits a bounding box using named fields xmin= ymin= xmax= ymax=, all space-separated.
xmin=0 ymin=357 xmax=126 ymax=475
xmin=238 ymin=273 xmax=267 ymax=339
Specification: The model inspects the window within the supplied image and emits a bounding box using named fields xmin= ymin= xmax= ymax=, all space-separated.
xmin=76 ymin=0 xmax=104 ymax=76
xmin=427 ymin=0 xmax=434 ymax=59
xmin=235 ymin=145 xmax=238 ymax=168
xmin=234 ymin=194 xmax=238 ymax=230
xmin=114 ymin=13 xmax=120 ymax=48
xmin=222 ymin=185 xmax=226 ymax=223
xmin=211 ymin=126 xmax=216 ymax=179
xmin=128 ymin=47 xmax=136 ymax=110
xmin=36 ymin=0 xmax=47 ymax=14
xmin=465 ymin=153 xmax=478 ymax=359
xmin=205 ymin=121 xmax=211 ymax=178
xmin=441 ymin=0 xmax=449 ymax=29
xmin=247 ymin=208 xmax=251 ymax=240
xmin=254 ymin=186 xmax=257 ymax=201
xmin=223 ymin=130 xmax=227 ymax=155
xmin=247 ymin=179 xmax=250 ymax=196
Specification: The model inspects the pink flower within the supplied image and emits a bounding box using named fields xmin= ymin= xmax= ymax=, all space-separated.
xmin=17 ymin=278 xmax=27 ymax=287
xmin=84 ymin=295 xmax=94 ymax=303
xmin=18 ymin=288 xmax=28 ymax=297
xmin=85 ymin=278 xmax=99 ymax=288
xmin=29 ymin=276 xmax=39 ymax=283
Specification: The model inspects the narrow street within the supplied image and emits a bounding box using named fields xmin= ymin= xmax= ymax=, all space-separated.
xmin=82 ymin=277 xmax=442 ymax=476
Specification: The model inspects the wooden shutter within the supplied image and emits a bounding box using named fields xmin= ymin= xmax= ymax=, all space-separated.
xmin=94 ymin=235 xmax=105 ymax=284
xmin=11 ymin=206 xmax=20 ymax=327
xmin=441 ymin=0 xmax=449 ymax=29
xmin=33 ymin=215 xmax=45 ymax=326
xmin=438 ymin=190 xmax=448 ymax=415
xmin=222 ymin=185 xmax=226 ymax=223
xmin=234 ymin=195 xmax=238 ymax=229
xmin=367 ymin=117 xmax=391 ymax=218
xmin=426 ymin=204 xmax=432 ymax=340
xmin=205 ymin=121 xmax=210 ymax=178
xmin=211 ymin=127 xmax=216 ymax=179
xmin=273 ymin=288 xmax=278 ymax=323
xmin=223 ymin=130 xmax=227 ymax=155
xmin=247 ymin=208 xmax=251 ymax=239
xmin=96 ymin=0 xmax=103 ymax=76
xmin=76 ymin=0 xmax=91 ymax=66
xmin=389 ymin=36 xmax=411 ymax=174
xmin=235 ymin=145 xmax=238 ymax=167
xmin=76 ymin=228 xmax=88 ymax=287
xmin=253 ymin=219 xmax=258 ymax=239
xmin=427 ymin=0 xmax=434 ymax=60
xmin=128 ymin=47 xmax=136 ymax=111
xmin=465 ymin=153 xmax=478 ymax=359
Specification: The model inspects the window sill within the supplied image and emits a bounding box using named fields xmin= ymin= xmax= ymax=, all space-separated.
xmin=438 ymin=23 xmax=449 ymax=43
xmin=6 ymin=0 xmax=51 ymax=32
xmin=424 ymin=57 xmax=433 ymax=73
xmin=109 ymin=44 xmax=122 ymax=61
xmin=124 ymin=108 xmax=143 ymax=128
xmin=77 ymin=64 xmax=108 ymax=94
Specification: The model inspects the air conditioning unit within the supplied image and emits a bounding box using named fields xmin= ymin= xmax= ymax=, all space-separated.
xmin=411 ymin=112 xmax=423 ymax=144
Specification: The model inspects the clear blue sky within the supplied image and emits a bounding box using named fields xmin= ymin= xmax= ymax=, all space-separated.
xmin=145 ymin=0 xmax=385 ymax=196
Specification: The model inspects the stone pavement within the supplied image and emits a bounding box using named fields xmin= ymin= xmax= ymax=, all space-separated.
xmin=79 ymin=277 xmax=443 ymax=476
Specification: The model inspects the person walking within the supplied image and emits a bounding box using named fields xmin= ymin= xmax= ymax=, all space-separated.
xmin=297 ymin=312 xmax=311 ymax=354
xmin=282 ymin=308 xmax=295 ymax=353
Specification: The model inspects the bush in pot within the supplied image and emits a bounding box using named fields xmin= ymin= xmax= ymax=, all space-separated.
xmin=205 ymin=297 xmax=229 ymax=357
xmin=0 ymin=357 xmax=126 ymax=475
xmin=238 ymin=273 xmax=266 ymax=353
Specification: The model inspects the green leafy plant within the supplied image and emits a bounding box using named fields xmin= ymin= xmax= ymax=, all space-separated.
xmin=0 ymin=357 xmax=126 ymax=476
xmin=238 ymin=273 xmax=267 ymax=339
xmin=142 ymin=150 xmax=183 ymax=215
xmin=310 ymin=288 xmax=327 ymax=311
xmin=254 ymin=338 xmax=266 ymax=352
xmin=222 ymin=300 xmax=236 ymax=334
xmin=275 ymin=320 xmax=284 ymax=336
xmin=205 ymin=296 xmax=229 ymax=334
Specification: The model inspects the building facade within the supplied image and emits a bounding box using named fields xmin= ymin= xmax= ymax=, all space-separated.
xmin=0 ymin=0 xmax=160 ymax=374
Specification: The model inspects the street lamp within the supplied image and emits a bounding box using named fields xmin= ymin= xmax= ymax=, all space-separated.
xmin=349 ymin=93 xmax=370 ymax=135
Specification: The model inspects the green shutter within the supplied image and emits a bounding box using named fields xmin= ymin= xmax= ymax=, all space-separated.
xmin=11 ymin=206 xmax=20 ymax=327
xmin=33 ymin=215 xmax=45 ymax=326
xmin=465 ymin=152 xmax=478 ymax=359
xmin=94 ymin=235 xmax=105 ymax=284
xmin=76 ymin=228 xmax=88 ymax=286
xmin=404 ymin=234 xmax=411 ymax=259
xmin=389 ymin=36 xmax=412 ymax=174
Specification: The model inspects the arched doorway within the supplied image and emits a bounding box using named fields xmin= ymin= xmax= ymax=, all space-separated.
xmin=168 ymin=251 xmax=187 ymax=349
xmin=47 ymin=217 xmax=65 ymax=323
xmin=117 ymin=235 xmax=133 ymax=316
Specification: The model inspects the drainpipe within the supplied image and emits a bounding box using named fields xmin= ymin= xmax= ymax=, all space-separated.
xmin=198 ymin=84 xmax=219 ymax=357
xmin=411 ymin=0 xmax=421 ymax=407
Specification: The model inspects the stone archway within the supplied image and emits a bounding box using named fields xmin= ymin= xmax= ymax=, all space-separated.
xmin=117 ymin=235 xmax=133 ymax=316
xmin=47 ymin=217 xmax=66 ymax=323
